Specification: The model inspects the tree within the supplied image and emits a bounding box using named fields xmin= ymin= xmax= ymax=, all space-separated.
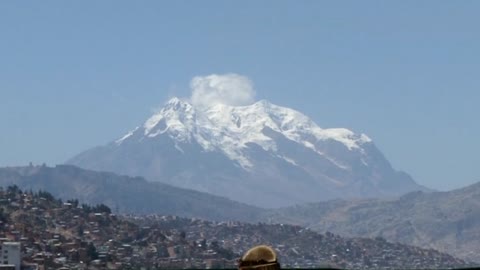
xmin=93 ymin=204 xmax=111 ymax=214
xmin=0 ymin=208 xmax=7 ymax=223
xmin=87 ymin=242 xmax=99 ymax=260
xmin=82 ymin=204 xmax=92 ymax=213
xmin=77 ymin=225 xmax=84 ymax=237
xmin=7 ymin=185 xmax=20 ymax=195
xmin=38 ymin=190 xmax=55 ymax=202
xmin=67 ymin=199 xmax=79 ymax=208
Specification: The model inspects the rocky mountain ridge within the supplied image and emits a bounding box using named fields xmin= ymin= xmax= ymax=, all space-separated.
xmin=265 ymin=181 xmax=480 ymax=262
xmin=68 ymin=98 xmax=428 ymax=207
xmin=0 ymin=165 xmax=262 ymax=221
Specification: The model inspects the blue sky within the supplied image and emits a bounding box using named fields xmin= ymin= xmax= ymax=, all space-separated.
xmin=0 ymin=1 xmax=478 ymax=191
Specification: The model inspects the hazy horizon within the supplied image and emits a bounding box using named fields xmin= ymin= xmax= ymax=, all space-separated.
xmin=1 ymin=1 xmax=479 ymax=191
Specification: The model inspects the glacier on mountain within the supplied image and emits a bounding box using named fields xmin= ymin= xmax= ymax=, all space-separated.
xmin=126 ymin=97 xmax=371 ymax=170
xmin=68 ymin=97 xmax=427 ymax=207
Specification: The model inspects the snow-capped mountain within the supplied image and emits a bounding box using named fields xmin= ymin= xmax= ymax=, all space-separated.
xmin=67 ymin=97 xmax=428 ymax=207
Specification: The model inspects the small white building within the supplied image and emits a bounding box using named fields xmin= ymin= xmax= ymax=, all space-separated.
xmin=0 ymin=242 xmax=21 ymax=270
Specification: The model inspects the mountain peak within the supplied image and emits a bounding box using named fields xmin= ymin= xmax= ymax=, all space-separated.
xmin=129 ymin=98 xmax=373 ymax=160
xmin=252 ymin=99 xmax=272 ymax=107
xmin=69 ymin=97 xmax=425 ymax=207
xmin=163 ymin=97 xmax=193 ymax=111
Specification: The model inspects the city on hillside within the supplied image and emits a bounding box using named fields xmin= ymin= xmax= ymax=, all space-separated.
xmin=0 ymin=186 xmax=473 ymax=270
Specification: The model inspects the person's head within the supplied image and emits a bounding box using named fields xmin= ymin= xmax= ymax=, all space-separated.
xmin=238 ymin=245 xmax=280 ymax=270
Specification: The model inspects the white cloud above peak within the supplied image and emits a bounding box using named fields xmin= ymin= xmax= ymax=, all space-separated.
xmin=190 ymin=73 xmax=256 ymax=108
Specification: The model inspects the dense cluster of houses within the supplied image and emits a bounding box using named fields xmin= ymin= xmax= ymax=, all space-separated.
xmin=0 ymin=187 xmax=238 ymax=269
xmin=0 ymin=186 xmax=472 ymax=269
xmin=133 ymin=215 xmax=471 ymax=270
